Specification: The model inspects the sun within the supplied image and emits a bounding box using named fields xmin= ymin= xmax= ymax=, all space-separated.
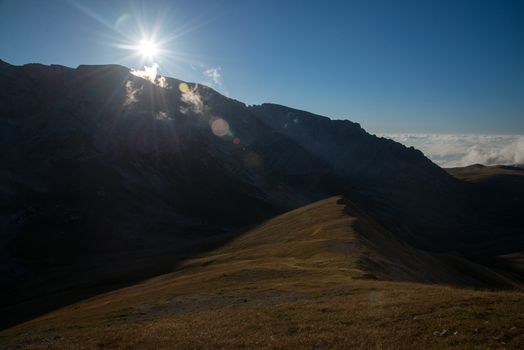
xmin=137 ymin=39 xmax=158 ymax=59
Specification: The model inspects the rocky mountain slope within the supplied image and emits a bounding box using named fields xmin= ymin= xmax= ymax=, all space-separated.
xmin=250 ymin=104 xmax=478 ymax=247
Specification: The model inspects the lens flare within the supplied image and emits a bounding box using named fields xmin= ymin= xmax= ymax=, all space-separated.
xmin=210 ymin=117 xmax=230 ymax=137
xmin=178 ymin=82 xmax=189 ymax=93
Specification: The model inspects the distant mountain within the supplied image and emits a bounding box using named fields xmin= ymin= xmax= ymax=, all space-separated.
xmin=0 ymin=60 xmax=523 ymax=329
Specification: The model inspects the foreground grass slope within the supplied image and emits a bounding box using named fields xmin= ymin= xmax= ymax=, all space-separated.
xmin=1 ymin=196 xmax=523 ymax=349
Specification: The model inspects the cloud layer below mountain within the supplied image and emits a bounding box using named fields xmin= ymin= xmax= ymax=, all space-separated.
xmin=380 ymin=134 xmax=524 ymax=167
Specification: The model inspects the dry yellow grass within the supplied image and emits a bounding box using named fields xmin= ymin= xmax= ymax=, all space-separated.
xmin=1 ymin=196 xmax=523 ymax=349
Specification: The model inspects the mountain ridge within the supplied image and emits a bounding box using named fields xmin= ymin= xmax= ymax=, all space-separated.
xmin=1 ymin=59 xmax=523 ymax=331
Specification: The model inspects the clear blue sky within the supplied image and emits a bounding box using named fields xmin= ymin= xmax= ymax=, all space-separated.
xmin=1 ymin=0 xmax=523 ymax=133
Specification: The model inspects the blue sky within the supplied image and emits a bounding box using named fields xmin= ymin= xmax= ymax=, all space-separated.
xmin=0 ymin=0 xmax=523 ymax=134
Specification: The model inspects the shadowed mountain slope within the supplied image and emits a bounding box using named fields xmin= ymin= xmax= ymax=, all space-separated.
xmin=250 ymin=104 xmax=482 ymax=248
xmin=446 ymin=164 xmax=524 ymax=283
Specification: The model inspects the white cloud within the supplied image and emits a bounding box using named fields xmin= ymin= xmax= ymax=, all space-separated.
xmin=130 ymin=63 xmax=169 ymax=88
xmin=155 ymin=111 xmax=172 ymax=121
xmin=202 ymin=66 xmax=228 ymax=95
xmin=380 ymin=133 xmax=524 ymax=167
xmin=124 ymin=80 xmax=142 ymax=106
xmin=180 ymin=84 xmax=204 ymax=115
xmin=203 ymin=67 xmax=222 ymax=85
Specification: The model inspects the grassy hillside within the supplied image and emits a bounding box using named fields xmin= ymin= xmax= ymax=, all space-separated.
xmin=1 ymin=196 xmax=523 ymax=349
